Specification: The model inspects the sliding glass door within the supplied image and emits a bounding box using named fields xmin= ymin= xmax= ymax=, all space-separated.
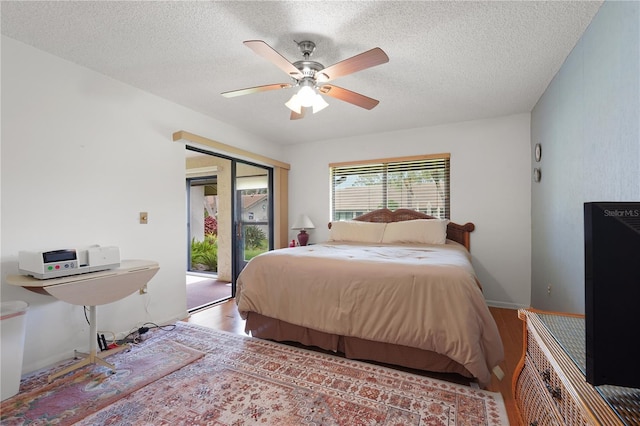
xmin=185 ymin=145 xmax=274 ymax=304
xmin=233 ymin=161 xmax=273 ymax=281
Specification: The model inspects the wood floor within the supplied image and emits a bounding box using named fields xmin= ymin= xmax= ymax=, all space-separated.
xmin=184 ymin=300 xmax=523 ymax=426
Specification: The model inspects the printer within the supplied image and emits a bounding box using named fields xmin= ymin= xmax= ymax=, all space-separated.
xmin=18 ymin=245 xmax=121 ymax=279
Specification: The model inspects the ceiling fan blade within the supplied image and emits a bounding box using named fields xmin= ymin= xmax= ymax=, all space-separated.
xmin=319 ymin=85 xmax=379 ymax=110
xmin=221 ymin=83 xmax=292 ymax=98
xmin=244 ymin=40 xmax=303 ymax=79
xmin=316 ymin=48 xmax=389 ymax=82
xmin=290 ymin=107 xmax=307 ymax=120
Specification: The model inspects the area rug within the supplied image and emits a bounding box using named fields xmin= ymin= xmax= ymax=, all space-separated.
xmin=0 ymin=339 xmax=205 ymax=425
xmin=2 ymin=321 xmax=508 ymax=425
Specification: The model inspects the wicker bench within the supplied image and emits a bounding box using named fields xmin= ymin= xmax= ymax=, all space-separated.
xmin=513 ymin=309 xmax=636 ymax=425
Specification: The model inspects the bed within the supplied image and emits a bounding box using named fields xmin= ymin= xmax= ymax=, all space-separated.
xmin=235 ymin=208 xmax=504 ymax=387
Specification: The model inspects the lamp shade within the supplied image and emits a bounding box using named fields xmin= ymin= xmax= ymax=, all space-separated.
xmin=312 ymin=95 xmax=329 ymax=113
xmin=285 ymin=94 xmax=302 ymax=114
xmin=291 ymin=214 xmax=315 ymax=230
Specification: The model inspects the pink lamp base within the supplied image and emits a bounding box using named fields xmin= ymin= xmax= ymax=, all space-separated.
xmin=297 ymin=230 xmax=309 ymax=246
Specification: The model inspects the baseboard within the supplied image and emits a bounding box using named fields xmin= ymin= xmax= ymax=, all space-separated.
xmin=106 ymin=311 xmax=187 ymax=340
xmin=152 ymin=311 xmax=191 ymax=327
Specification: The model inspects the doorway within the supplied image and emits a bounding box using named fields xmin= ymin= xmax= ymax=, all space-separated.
xmin=185 ymin=146 xmax=273 ymax=312
xmin=186 ymin=175 xmax=232 ymax=310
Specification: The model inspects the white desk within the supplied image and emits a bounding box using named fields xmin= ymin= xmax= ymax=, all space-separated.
xmin=6 ymin=259 xmax=159 ymax=382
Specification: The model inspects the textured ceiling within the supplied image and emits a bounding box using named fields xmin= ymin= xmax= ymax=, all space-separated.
xmin=1 ymin=1 xmax=602 ymax=145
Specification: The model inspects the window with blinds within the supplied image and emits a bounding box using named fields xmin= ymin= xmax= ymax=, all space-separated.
xmin=330 ymin=154 xmax=450 ymax=221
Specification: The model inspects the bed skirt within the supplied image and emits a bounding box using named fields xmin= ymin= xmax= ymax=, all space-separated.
xmin=245 ymin=312 xmax=473 ymax=379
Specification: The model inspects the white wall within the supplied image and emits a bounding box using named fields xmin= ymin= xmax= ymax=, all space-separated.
xmin=0 ymin=36 xmax=283 ymax=373
xmin=285 ymin=114 xmax=532 ymax=309
xmin=530 ymin=1 xmax=639 ymax=314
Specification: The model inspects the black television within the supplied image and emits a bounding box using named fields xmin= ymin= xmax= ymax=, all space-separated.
xmin=584 ymin=202 xmax=640 ymax=388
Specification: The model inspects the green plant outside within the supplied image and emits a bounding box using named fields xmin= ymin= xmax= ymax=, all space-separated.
xmin=191 ymin=226 xmax=269 ymax=270
xmin=244 ymin=247 xmax=267 ymax=261
xmin=243 ymin=225 xmax=268 ymax=260
xmin=244 ymin=225 xmax=266 ymax=249
xmin=191 ymin=234 xmax=218 ymax=271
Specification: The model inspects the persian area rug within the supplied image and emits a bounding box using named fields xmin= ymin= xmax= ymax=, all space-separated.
xmin=3 ymin=321 xmax=507 ymax=425
xmin=0 ymin=339 xmax=204 ymax=425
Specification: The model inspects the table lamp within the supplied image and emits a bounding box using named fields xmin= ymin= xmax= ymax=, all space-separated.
xmin=291 ymin=214 xmax=315 ymax=246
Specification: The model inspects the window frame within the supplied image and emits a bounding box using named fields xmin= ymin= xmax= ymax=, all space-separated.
xmin=329 ymin=153 xmax=451 ymax=221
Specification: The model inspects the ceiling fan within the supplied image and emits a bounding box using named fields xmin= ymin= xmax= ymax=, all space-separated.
xmin=221 ymin=40 xmax=389 ymax=120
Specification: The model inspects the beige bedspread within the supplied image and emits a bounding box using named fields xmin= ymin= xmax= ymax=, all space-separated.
xmin=236 ymin=241 xmax=504 ymax=386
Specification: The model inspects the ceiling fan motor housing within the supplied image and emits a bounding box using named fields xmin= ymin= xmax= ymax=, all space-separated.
xmin=292 ymin=40 xmax=324 ymax=82
xmin=297 ymin=40 xmax=316 ymax=58
xmin=293 ymin=60 xmax=324 ymax=79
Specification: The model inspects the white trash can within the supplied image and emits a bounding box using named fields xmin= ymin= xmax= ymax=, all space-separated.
xmin=1 ymin=300 xmax=29 ymax=401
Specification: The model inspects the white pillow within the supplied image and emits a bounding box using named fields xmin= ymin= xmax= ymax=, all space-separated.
xmin=328 ymin=221 xmax=387 ymax=243
xmin=381 ymin=219 xmax=449 ymax=245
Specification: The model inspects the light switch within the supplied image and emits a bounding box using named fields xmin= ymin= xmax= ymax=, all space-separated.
xmin=140 ymin=212 xmax=148 ymax=224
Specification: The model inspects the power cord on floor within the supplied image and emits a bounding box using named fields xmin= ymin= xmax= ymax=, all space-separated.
xmin=116 ymin=322 xmax=177 ymax=346
xmin=139 ymin=322 xmax=177 ymax=333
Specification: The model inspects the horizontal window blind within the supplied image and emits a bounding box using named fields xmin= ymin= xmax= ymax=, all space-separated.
xmin=330 ymin=154 xmax=450 ymax=220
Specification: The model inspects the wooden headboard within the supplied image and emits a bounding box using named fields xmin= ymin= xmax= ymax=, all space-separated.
xmin=329 ymin=208 xmax=475 ymax=251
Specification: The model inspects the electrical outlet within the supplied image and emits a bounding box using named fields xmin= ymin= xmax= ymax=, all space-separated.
xmin=547 ymin=284 xmax=552 ymax=295
xmin=139 ymin=284 xmax=148 ymax=295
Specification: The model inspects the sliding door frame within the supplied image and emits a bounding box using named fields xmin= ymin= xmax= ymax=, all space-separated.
xmin=175 ymin=131 xmax=289 ymax=250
